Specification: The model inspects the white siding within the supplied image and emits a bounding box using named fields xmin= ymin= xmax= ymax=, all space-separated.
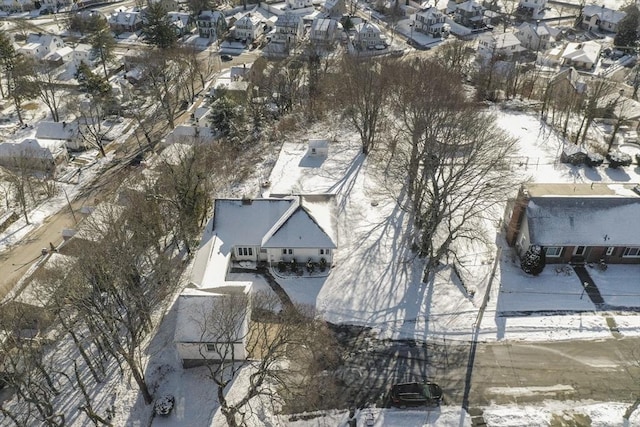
xmin=176 ymin=342 xmax=247 ymax=361
xmin=267 ymin=247 xmax=333 ymax=264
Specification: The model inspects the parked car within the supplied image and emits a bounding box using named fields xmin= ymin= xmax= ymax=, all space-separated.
xmin=220 ymin=54 xmax=233 ymax=62
xmin=390 ymin=381 xmax=443 ymax=407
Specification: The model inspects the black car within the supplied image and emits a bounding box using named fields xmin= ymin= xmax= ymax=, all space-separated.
xmin=220 ymin=54 xmax=233 ymax=62
xmin=390 ymin=381 xmax=443 ymax=407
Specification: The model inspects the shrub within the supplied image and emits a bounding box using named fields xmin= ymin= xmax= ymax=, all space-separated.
xmin=607 ymin=150 xmax=632 ymax=168
xmin=521 ymin=245 xmax=546 ymax=276
xmin=278 ymin=261 xmax=287 ymax=273
xmin=319 ymin=257 xmax=327 ymax=272
xmin=586 ymin=152 xmax=604 ymax=167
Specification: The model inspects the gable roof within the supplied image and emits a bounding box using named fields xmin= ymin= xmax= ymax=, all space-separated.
xmin=262 ymin=205 xmax=336 ymax=249
xmin=524 ymin=184 xmax=640 ymax=246
xmin=582 ymin=4 xmax=626 ymax=24
xmin=561 ymin=41 xmax=600 ymax=64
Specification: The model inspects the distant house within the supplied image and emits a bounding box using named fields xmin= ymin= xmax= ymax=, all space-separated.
xmin=36 ymin=121 xmax=86 ymax=151
xmin=197 ymin=10 xmax=227 ymax=40
xmin=234 ymin=13 xmax=263 ymax=42
xmin=517 ymin=0 xmax=547 ymax=17
xmin=453 ymin=0 xmax=486 ymax=30
xmin=0 ymin=138 xmax=67 ymax=175
xmin=174 ymin=287 xmax=251 ymax=365
xmin=44 ymin=46 xmax=73 ymax=67
xmin=17 ymin=34 xmax=65 ymax=59
xmin=476 ymin=31 xmax=525 ymax=60
xmin=561 ymin=41 xmax=601 ymax=70
xmin=515 ymin=21 xmax=554 ymax=51
xmin=273 ymin=13 xmax=304 ymax=45
xmin=353 ymin=21 xmax=384 ymax=50
xmin=580 ymin=4 xmax=626 ymax=33
xmin=322 ymin=0 xmax=345 ymax=18
xmin=108 ymin=9 xmax=143 ymax=33
xmin=168 ymin=11 xmax=194 ymax=37
xmin=286 ymin=0 xmax=312 ymax=9
xmin=506 ymin=183 xmax=640 ymax=264
xmin=309 ymin=17 xmax=338 ymax=47
xmin=164 ymin=124 xmax=215 ymax=145
xmin=73 ymin=43 xmax=93 ymax=67
xmin=415 ymin=7 xmax=450 ymax=38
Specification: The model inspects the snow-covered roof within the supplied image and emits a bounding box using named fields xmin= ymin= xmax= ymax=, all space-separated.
xmin=456 ymin=0 xmax=482 ymax=12
xmin=174 ymin=287 xmax=249 ymax=343
xmin=198 ymin=10 xmax=225 ymax=21
xmin=582 ymin=4 xmax=626 ymax=24
xmin=45 ymin=46 xmax=73 ymax=61
xmin=479 ymin=31 xmax=521 ymax=49
xmin=108 ymin=10 xmax=142 ymax=26
xmin=517 ymin=21 xmax=551 ymax=37
xmin=213 ymin=198 xmax=296 ymax=247
xmin=417 ymin=7 xmax=444 ymax=19
xmin=262 ymin=205 xmax=336 ymax=249
xmin=74 ymin=43 xmax=92 ymax=54
xmin=561 ymin=41 xmax=601 ymax=65
xmin=525 ymin=184 xmax=640 ymax=246
xmin=0 ymin=138 xmax=65 ymax=160
xmin=354 ymin=21 xmax=381 ymax=34
xmin=275 ymin=13 xmax=302 ymax=27
xmin=36 ymin=121 xmax=79 ymax=141
xmin=165 ymin=125 xmax=215 ymax=143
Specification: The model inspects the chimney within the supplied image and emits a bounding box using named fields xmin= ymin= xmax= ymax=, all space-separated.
xmin=505 ymin=186 xmax=530 ymax=247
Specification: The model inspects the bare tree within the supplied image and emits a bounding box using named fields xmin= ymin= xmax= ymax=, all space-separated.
xmin=75 ymin=96 xmax=114 ymax=157
xmin=386 ymin=59 xmax=518 ymax=281
xmin=333 ymin=56 xmax=392 ymax=154
xmin=197 ymin=291 xmax=338 ymax=427
xmin=575 ymin=77 xmax=617 ymax=145
xmin=31 ymin=61 xmax=63 ymax=122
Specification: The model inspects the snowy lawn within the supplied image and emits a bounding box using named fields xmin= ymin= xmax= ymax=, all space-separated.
xmin=588 ymin=265 xmax=640 ymax=308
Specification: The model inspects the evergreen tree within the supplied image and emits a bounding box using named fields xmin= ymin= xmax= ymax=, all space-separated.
xmin=142 ymin=3 xmax=177 ymax=49
xmin=614 ymin=4 xmax=640 ymax=47
xmin=521 ymin=245 xmax=546 ymax=276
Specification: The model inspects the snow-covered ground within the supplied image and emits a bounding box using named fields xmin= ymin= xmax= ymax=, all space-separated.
xmin=2 ymin=105 xmax=639 ymax=426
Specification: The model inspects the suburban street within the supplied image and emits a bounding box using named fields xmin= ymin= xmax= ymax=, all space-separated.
xmin=336 ymin=332 xmax=640 ymax=409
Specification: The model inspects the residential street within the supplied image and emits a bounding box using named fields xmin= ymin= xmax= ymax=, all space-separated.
xmin=336 ymin=332 xmax=640 ymax=409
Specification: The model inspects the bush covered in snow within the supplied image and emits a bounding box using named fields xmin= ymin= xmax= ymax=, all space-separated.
xmin=586 ymin=152 xmax=604 ymax=167
xmin=520 ymin=245 xmax=546 ymax=276
xmin=606 ymin=150 xmax=632 ymax=168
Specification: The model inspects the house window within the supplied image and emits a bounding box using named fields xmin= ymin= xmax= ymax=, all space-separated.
xmin=545 ymin=247 xmax=563 ymax=257
xmin=623 ymin=247 xmax=640 ymax=257
xmin=283 ymin=248 xmax=293 ymax=255
xmin=206 ymin=344 xmax=217 ymax=352
xmin=282 ymin=248 xmax=287 ymax=255
xmin=320 ymin=249 xmax=330 ymax=255
xmin=237 ymin=247 xmax=253 ymax=256
xmin=605 ymin=247 xmax=615 ymax=256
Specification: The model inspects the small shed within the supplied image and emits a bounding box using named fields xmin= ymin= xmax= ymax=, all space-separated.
xmin=308 ymin=139 xmax=329 ymax=157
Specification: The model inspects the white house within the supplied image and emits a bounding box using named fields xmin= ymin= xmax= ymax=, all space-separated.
xmin=581 ymin=4 xmax=626 ymax=33
xmin=309 ymin=18 xmax=338 ymax=47
xmin=561 ymin=41 xmax=601 ymax=70
xmin=197 ymin=10 xmax=227 ymax=39
xmin=73 ymin=43 xmax=93 ymax=68
xmin=234 ymin=13 xmax=263 ymax=42
xmin=517 ymin=0 xmax=547 ymax=17
xmin=414 ymin=7 xmax=450 ymax=38
xmin=36 ymin=121 xmax=86 ymax=151
xmin=0 ymin=138 xmax=67 ymax=174
xmin=286 ymin=0 xmax=312 ymax=9
xmin=17 ymin=34 xmax=65 ymax=59
xmin=208 ymin=196 xmax=335 ymax=269
xmin=273 ymin=13 xmax=304 ymax=45
xmin=515 ymin=21 xmax=553 ymax=51
xmin=353 ymin=21 xmax=385 ymax=50
xmin=44 ymin=46 xmax=73 ymax=67
xmin=174 ymin=287 xmax=250 ymax=365
xmin=477 ymin=31 xmax=525 ymax=60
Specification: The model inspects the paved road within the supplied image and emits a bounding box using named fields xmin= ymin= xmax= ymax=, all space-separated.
xmin=333 ymin=328 xmax=640 ymax=408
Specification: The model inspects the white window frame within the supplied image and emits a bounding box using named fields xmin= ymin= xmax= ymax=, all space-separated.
xmin=545 ymin=246 xmax=563 ymax=257
xmin=573 ymin=245 xmax=587 ymax=256
xmin=622 ymin=247 xmax=640 ymax=257
xmin=605 ymin=246 xmax=615 ymax=256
